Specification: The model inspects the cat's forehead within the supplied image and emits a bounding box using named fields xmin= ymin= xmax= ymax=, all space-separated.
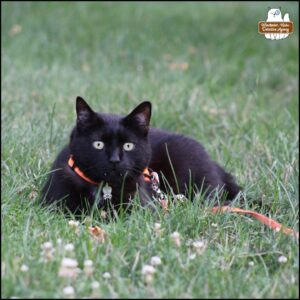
xmin=97 ymin=113 xmax=123 ymax=125
xmin=94 ymin=113 xmax=132 ymax=138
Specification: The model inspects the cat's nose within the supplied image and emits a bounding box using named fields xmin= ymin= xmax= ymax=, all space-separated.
xmin=109 ymin=151 xmax=120 ymax=164
xmin=110 ymin=158 xmax=120 ymax=164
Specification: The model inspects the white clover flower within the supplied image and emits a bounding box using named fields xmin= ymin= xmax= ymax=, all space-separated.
xmin=211 ymin=223 xmax=218 ymax=228
xmin=102 ymin=272 xmax=112 ymax=279
xmin=192 ymin=240 xmax=207 ymax=255
xmin=192 ymin=240 xmax=205 ymax=248
xmin=154 ymin=223 xmax=163 ymax=235
xmin=188 ymin=253 xmax=196 ymax=260
xmin=170 ymin=231 xmax=181 ymax=247
xmin=170 ymin=231 xmax=180 ymax=238
xmin=174 ymin=194 xmax=186 ymax=202
xmin=41 ymin=241 xmax=55 ymax=262
xmin=142 ymin=264 xmax=156 ymax=275
xmin=61 ymin=258 xmax=78 ymax=268
xmin=68 ymin=220 xmax=79 ymax=227
xmin=100 ymin=210 xmax=107 ymax=219
xmin=278 ymin=255 xmax=288 ymax=264
xmin=84 ymin=260 xmax=93 ymax=267
xmin=91 ymin=281 xmax=100 ymax=289
xmin=42 ymin=241 xmax=53 ymax=250
xmin=63 ymin=286 xmax=75 ymax=298
xmin=141 ymin=264 xmax=156 ymax=284
xmin=20 ymin=264 xmax=29 ymax=272
xmin=154 ymin=223 xmax=161 ymax=230
xmin=28 ymin=191 xmax=38 ymax=200
xmin=58 ymin=258 xmax=79 ymax=278
xmin=150 ymin=256 xmax=162 ymax=266
xmin=68 ymin=221 xmax=80 ymax=235
xmin=91 ymin=281 xmax=101 ymax=298
xmin=64 ymin=243 xmax=74 ymax=252
xmin=248 ymin=261 xmax=254 ymax=267
xmin=83 ymin=259 xmax=93 ymax=276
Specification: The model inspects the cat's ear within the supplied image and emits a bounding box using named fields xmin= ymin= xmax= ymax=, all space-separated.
xmin=123 ymin=101 xmax=152 ymax=135
xmin=76 ymin=96 xmax=98 ymax=131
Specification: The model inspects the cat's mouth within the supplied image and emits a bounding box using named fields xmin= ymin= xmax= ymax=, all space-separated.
xmin=102 ymin=168 xmax=139 ymax=183
xmin=102 ymin=170 xmax=124 ymax=182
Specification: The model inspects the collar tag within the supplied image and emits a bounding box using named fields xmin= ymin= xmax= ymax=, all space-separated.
xmin=103 ymin=183 xmax=112 ymax=200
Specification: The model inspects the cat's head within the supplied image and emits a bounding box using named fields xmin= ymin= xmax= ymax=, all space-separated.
xmin=69 ymin=97 xmax=152 ymax=185
xmin=267 ymin=8 xmax=282 ymax=20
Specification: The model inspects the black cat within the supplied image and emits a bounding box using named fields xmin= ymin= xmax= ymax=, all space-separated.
xmin=42 ymin=97 xmax=241 ymax=214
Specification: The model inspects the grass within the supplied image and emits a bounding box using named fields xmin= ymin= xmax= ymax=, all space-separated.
xmin=1 ymin=2 xmax=299 ymax=298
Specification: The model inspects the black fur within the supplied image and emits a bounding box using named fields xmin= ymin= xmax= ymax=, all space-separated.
xmin=42 ymin=97 xmax=241 ymax=214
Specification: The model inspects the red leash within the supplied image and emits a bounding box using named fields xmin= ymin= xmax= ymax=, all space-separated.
xmin=211 ymin=206 xmax=299 ymax=238
xmin=149 ymin=172 xmax=298 ymax=238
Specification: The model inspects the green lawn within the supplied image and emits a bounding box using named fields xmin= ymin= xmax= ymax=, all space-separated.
xmin=1 ymin=2 xmax=299 ymax=298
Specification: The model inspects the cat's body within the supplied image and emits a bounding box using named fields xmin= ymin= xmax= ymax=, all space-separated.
xmin=148 ymin=128 xmax=239 ymax=199
xmin=42 ymin=98 xmax=241 ymax=214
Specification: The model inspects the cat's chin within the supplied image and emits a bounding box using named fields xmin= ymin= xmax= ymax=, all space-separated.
xmin=105 ymin=170 xmax=123 ymax=181
xmin=88 ymin=166 xmax=142 ymax=185
xmin=100 ymin=170 xmax=137 ymax=185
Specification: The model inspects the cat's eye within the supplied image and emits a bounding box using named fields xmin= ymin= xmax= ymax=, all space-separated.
xmin=123 ymin=142 xmax=135 ymax=151
xmin=93 ymin=141 xmax=104 ymax=150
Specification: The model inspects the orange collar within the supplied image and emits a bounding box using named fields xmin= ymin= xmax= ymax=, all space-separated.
xmin=68 ymin=155 xmax=151 ymax=185
xmin=68 ymin=156 xmax=100 ymax=185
